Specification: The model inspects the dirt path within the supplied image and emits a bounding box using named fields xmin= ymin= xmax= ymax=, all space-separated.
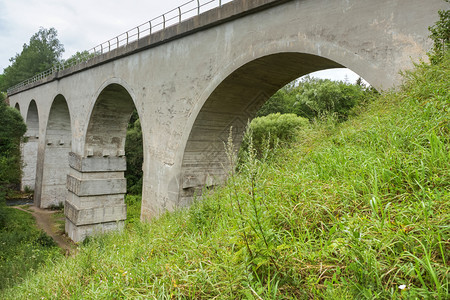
xmin=13 ymin=205 xmax=77 ymax=255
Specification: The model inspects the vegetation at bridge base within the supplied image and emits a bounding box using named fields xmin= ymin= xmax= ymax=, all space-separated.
xmin=0 ymin=96 xmax=26 ymax=197
xmin=0 ymin=206 xmax=61 ymax=290
xmin=1 ymin=96 xmax=61 ymax=291
xmin=256 ymin=76 xmax=377 ymax=122
xmin=1 ymin=46 xmax=448 ymax=299
xmin=428 ymin=0 xmax=450 ymax=64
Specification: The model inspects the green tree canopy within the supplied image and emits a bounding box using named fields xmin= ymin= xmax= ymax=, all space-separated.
xmin=1 ymin=27 xmax=64 ymax=92
xmin=0 ymin=99 xmax=27 ymax=194
xmin=257 ymin=76 xmax=374 ymax=122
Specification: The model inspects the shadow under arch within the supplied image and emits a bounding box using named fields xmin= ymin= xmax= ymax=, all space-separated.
xmin=179 ymin=52 xmax=368 ymax=204
xmin=39 ymin=94 xmax=72 ymax=208
xmin=21 ymin=100 xmax=39 ymax=191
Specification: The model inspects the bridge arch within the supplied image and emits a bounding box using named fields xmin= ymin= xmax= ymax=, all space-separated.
xmin=64 ymin=80 xmax=141 ymax=241
xmin=84 ymin=81 xmax=138 ymax=157
xmin=21 ymin=100 xmax=40 ymax=191
xmin=39 ymin=94 xmax=72 ymax=208
xmin=178 ymin=51 xmax=368 ymax=204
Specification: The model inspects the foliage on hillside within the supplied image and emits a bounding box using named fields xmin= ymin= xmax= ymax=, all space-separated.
xmin=0 ymin=97 xmax=59 ymax=291
xmin=257 ymin=77 xmax=376 ymax=122
xmin=240 ymin=113 xmax=309 ymax=158
xmin=428 ymin=1 xmax=450 ymax=64
xmin=1 ymin=49 xmax=448 ymax=299
xmin=0 ymin=207 xmax=61 ymax=290
xmin=0 ymin=98 xmax=26 ymax=196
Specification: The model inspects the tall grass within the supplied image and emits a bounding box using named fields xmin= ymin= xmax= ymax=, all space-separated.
xmin=1 ymin=57 xmax=449 ymax=299
xmin=0 ymin=206 xmax=61 ymax=290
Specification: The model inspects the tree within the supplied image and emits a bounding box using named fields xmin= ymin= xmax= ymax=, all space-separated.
xmin=257 ymin=76 xmax=372 ymax=122
xmin=428 ymin=2 xmax=450 ymax=64
xmin=294 ymin=78 xmax=368 ymax=121
xmin=0 ymin=99 xmax=27 ymax=198
xmin=1 ymin=27 xmax=64 ymax=91
xmin=62 ymin=50 xmax=95 ymax=67
xmin=125 ymin=110 xmax=143 ymax=195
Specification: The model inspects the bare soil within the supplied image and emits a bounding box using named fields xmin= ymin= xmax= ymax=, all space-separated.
xmin=13 ymin=205 xmax=77 ymax=255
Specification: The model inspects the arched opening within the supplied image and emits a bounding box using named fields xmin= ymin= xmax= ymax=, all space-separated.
xmin=14 ymin=103 xmax=20 ymax=111
xmin=65 ymin=83 xmax=139 ymax=242
xmin=180 ymin=52 xmax=372 ymax=204
xmin=40 ymin=95 xmax=72 ymax=208
xmin=21 ymin=100 xmax=39 ymax=191
xmin=85 ymin=84 xmax=137 ymax=157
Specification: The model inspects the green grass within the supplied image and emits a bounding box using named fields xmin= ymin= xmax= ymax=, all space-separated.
xmin=0 ymin=206 xmax=62 ymax=290
xmin=1 ymin=57 xmax=449 ymax=299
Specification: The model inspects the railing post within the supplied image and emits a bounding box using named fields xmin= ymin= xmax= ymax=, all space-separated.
xmin=149 ymin=21 xmax=152 ymax=34
xmin=116 ymin=36 xmax=119 ymax=48
xmin=178 ymin=7 xmax=182 ymax=23
xmin=197 ymin=0 xmax=200 ymax=14
xmin=126 ymin=32 xmax=129 ymax=45
xmin=108 ymin=40 xmax=111 ymax=52
xmin=163 ymin=14 xmax=166 ymax=29
xmin=137 ymin=26 xmax=140 ymax=40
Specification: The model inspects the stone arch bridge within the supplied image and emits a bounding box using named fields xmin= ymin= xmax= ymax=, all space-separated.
xmin=7 ymin=0 xmax=447 ymax=242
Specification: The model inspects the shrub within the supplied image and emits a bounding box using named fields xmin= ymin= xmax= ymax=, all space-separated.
xmin=428 ymin=2 xmax=450 ymax=64
xmin=241 ymin=113 xmax=309 ymax=157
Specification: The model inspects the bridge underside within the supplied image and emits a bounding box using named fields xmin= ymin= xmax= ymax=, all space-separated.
xmin=180 ymin=53 xmax=342 ymax=204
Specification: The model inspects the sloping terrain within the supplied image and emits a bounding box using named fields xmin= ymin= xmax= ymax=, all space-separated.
xmin=1 ymin=57 xmax=449 ymax=299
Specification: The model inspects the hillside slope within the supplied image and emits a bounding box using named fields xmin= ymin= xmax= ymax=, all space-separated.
xmin=1 ymin=57 xmax=449 ymax=299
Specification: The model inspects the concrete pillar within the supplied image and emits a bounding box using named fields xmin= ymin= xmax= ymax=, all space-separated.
xmin=21 ymin=136 xmax=39 ymax=191
xmin=64 ymin=152 xmax=127 ymax=242
xmin=40 ymin=139 xmax=71 ymax=207
xmin=22 ymin=100 xmax=39 ymax=192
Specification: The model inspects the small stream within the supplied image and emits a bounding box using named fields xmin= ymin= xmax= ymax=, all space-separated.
xmin=6 ymin=198 xmax=34 ymax=206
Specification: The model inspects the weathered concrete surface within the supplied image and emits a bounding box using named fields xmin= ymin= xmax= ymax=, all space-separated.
xmin=7 ymin=0 xmax=448 ymax=241
xmin=21 ymin=100 xmax=39 ymax=191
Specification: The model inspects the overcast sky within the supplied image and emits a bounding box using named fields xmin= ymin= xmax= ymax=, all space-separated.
xmin=0 ymin=0 xmax=362 ymax=83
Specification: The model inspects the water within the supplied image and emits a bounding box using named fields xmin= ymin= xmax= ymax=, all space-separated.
xmin=6 ymin=198 xmax=33 ymax=206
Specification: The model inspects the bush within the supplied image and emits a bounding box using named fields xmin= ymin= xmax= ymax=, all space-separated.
xmin=257 ymin=77 xmax=373 ymax=122
xmin=294 ymin=77 xmax=371 ymax=121
xmin=428 ymin=2 xmax=449 ymax=64
xmin=241 ymin=113 xmax=309 ymax=157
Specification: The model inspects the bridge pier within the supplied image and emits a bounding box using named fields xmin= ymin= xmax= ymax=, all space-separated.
xmin=64 ymin=153 xmax=127 ymax=242
xmin=21 ymin=136 xmax=38 ymax=191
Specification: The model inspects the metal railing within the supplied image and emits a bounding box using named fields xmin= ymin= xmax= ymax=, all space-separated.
xmin=7 ymin=0 xmax=234 ymax=95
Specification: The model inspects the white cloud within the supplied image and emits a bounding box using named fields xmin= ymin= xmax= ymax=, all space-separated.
xmin=0 ymin=0 xmax=182 ymax=70
xmin=306 ymin=68 xmax=369 ymax=85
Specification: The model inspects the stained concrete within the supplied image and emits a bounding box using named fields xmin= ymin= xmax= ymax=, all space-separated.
xmin=7 ymin=0 xmax=448 ymax=241
xmin=21 ymin=100 xmax=39 ymax=191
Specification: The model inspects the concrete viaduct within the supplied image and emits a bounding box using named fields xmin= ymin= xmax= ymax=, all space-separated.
xmin=7 ymin=0 xmax=447 ymax=242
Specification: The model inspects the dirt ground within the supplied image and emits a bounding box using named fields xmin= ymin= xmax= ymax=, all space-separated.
xmin=13 ymin=205 xmax=77 ymax=255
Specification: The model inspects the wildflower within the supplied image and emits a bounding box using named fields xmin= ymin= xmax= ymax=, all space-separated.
xmin=399 ymin=284 xmax=407 ymax=290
